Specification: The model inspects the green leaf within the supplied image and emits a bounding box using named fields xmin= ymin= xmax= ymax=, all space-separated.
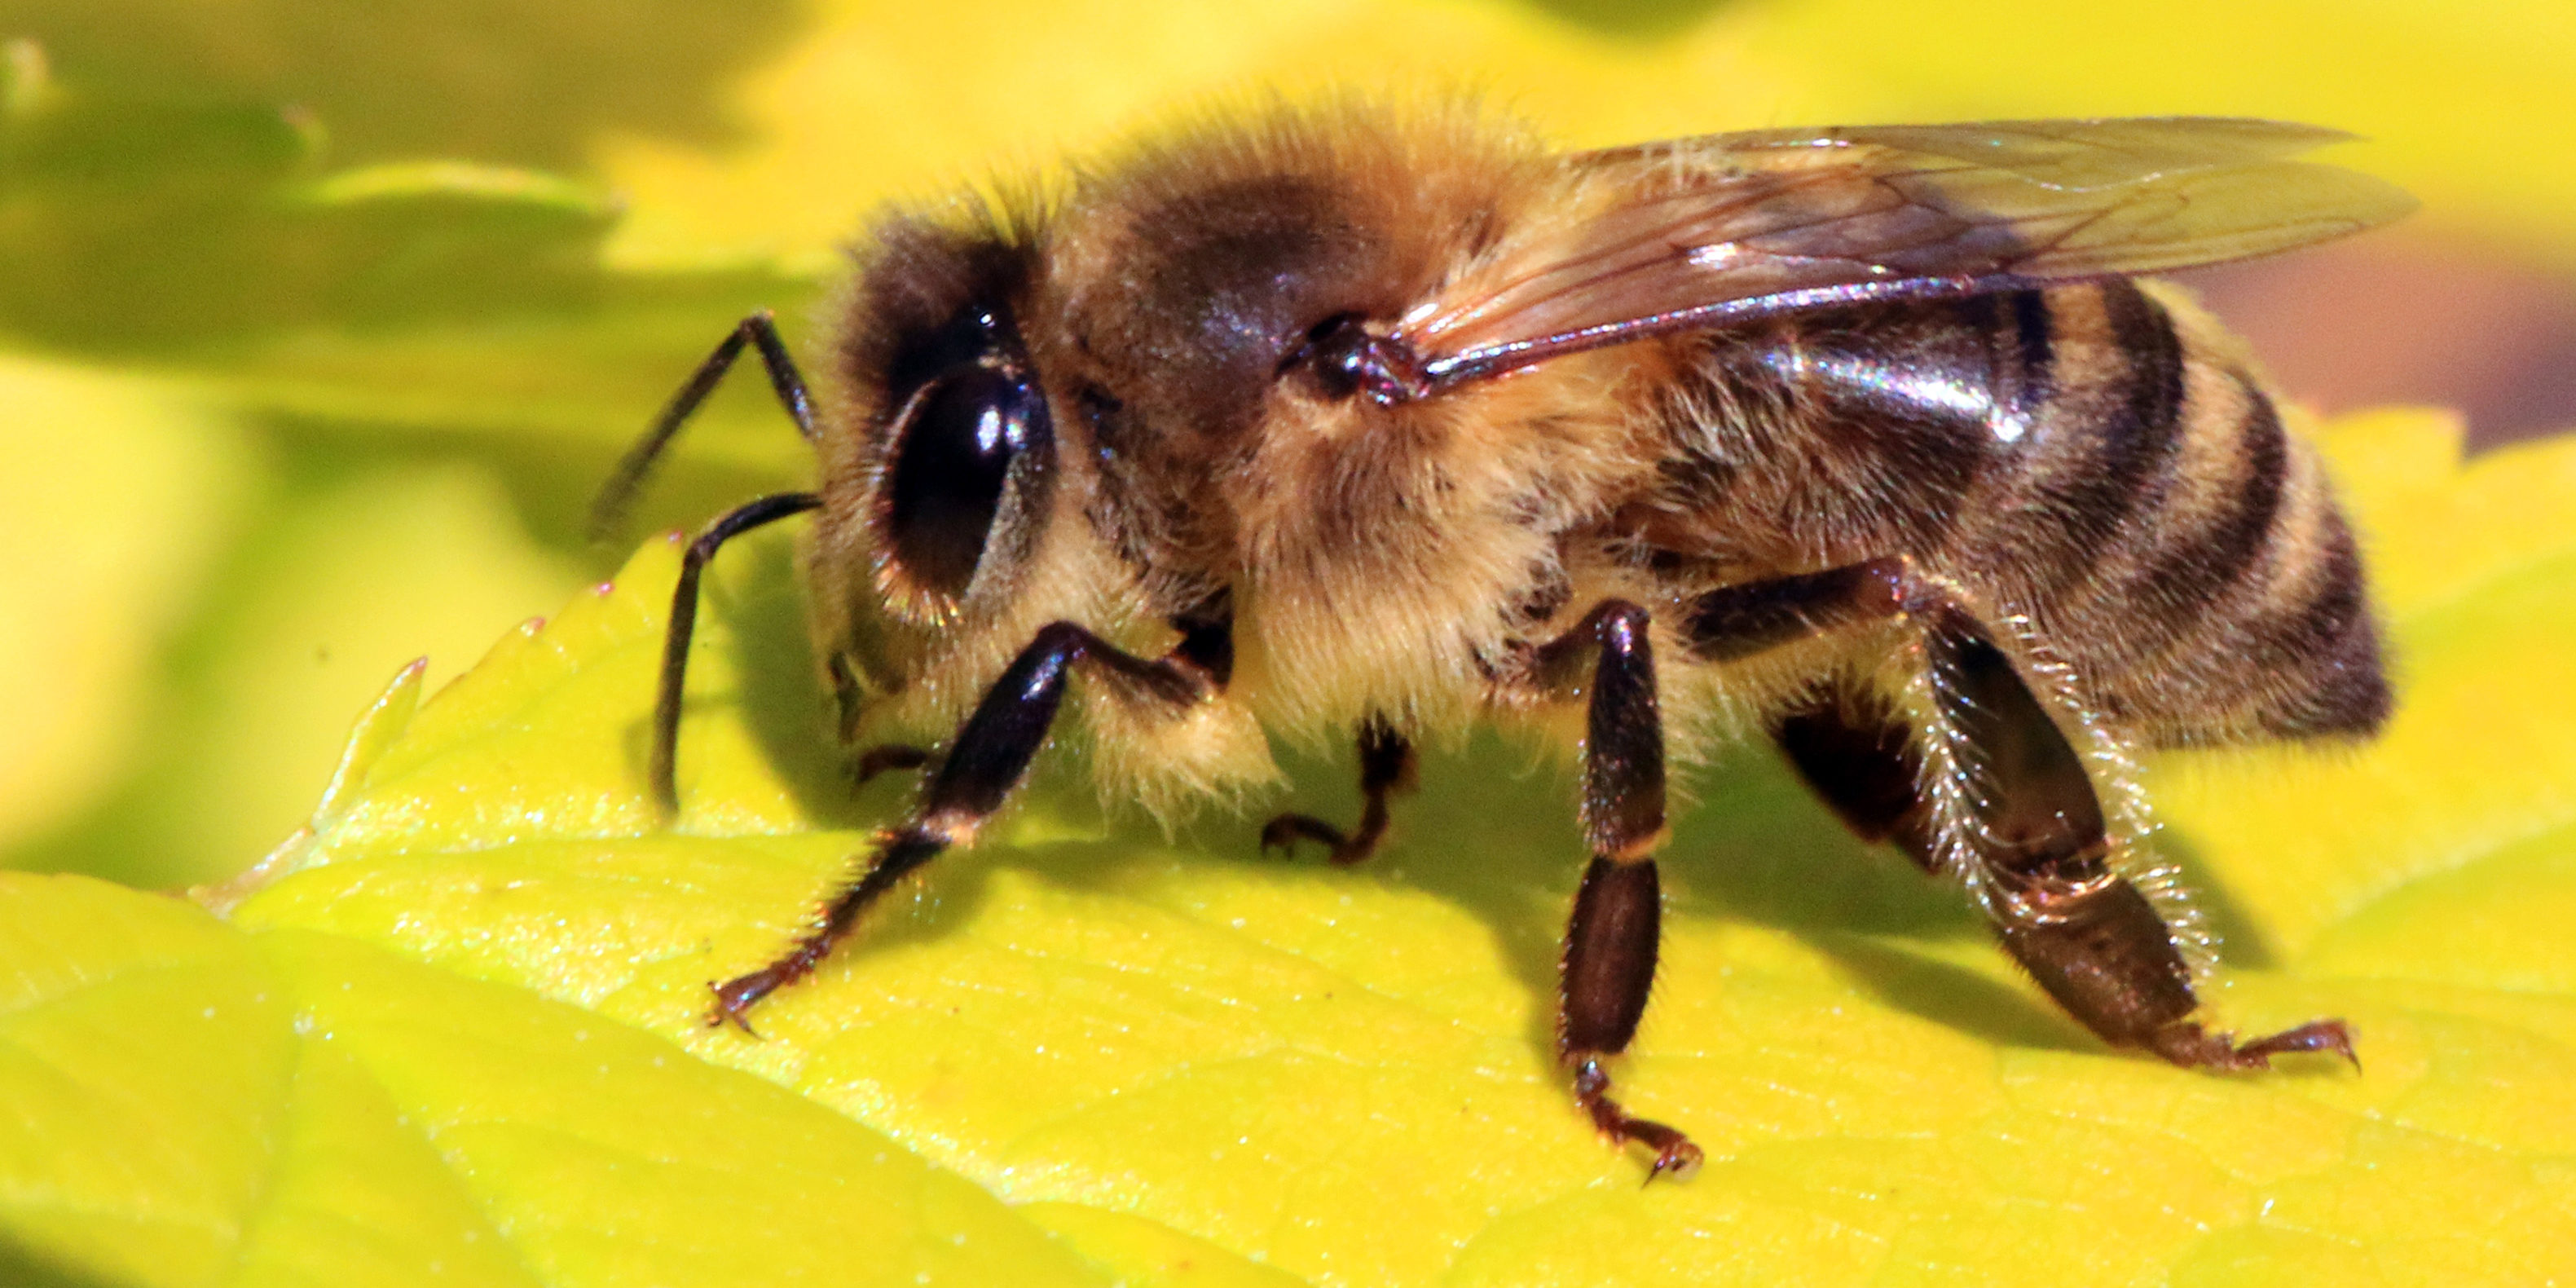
xmin=183 ymin=273 xmax=826 ymax=511
xmin=7 ymin=408 xmax=2569 ymax=1286
xmin=0 ymin=42 xmax=627 ymax=348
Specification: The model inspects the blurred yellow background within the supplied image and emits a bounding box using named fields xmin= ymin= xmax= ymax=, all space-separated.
xmin=2 ymin=0 xmax=2571 ymax=890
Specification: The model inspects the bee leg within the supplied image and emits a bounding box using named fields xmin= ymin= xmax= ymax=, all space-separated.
xmin=651 ymin=492 xmax=823 ymax=815
xmin=707 ymin=621 xmax=1211 ymax=1032
xmin=1771 ymin=688 xmax=1940 ymax=871
xmin=1681 ymin=558 xmax=1909 ymax=663
xmin=1676 ymin=558 xmax=1935 ymax=860
xmin=591 ymin=311 xmax=817 ymax=541
xmin=852 ymin=744 xmax=932 ymax=786
xmin=820 ymin=655 xmax=932 ymax=787
xmin=825 ymin=651 xmax=875 ymax=745
xmin=1261 ymin=716 xmax=1416 ymax=865
xmin=1926 ymin=607 xmax=2357 ymax=1072
xmin=1537 ymin=601 xmax=1703 ymax=1181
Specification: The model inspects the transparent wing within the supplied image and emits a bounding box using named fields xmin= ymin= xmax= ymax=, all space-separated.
xmin=1403 ymin=117 xmax=2415 ymax=386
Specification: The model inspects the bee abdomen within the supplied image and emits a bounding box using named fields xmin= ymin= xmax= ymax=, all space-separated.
xmin=1664 ymin=278 xmax=2389 ymax=747
xmin=1979 ymin=280 xmax=2389 ymax=744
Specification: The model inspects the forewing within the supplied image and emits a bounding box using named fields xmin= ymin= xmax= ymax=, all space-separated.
xmin=1403 ymin=118 xmax=2415 ymax=385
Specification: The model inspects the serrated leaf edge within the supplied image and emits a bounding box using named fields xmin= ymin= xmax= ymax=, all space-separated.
xmin=194 ymin=657 xmax=425 ymax=915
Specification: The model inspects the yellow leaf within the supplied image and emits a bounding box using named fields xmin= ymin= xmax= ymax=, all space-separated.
xmin=0 ymin=871 xmax=1109 ymax=1288
xmin=11 ymin=407 xmax=2533 ymax=1286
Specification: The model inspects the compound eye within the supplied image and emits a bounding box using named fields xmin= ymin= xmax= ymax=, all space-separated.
xmin=883 ymin=364 xmax=1050 ymax=598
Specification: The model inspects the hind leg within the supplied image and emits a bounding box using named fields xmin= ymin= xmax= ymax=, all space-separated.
xmin=1765 ymin=607 xmax=2354 ymax=1071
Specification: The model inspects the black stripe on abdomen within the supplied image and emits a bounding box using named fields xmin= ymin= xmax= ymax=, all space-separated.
xmin=2128 ymin=372 xmax=2292 ymax=629
xmin=2006 ymin=289 xmax=2058 ymax=430
xmin=2029 ymin=281 xmax=2193 ymax=590
xmin=2241 ymin=514 xmax=2390 ymax=737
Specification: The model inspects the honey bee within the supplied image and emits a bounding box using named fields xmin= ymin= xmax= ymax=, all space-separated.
xmin=596 ymin=100 xmax=2411 ymax=1180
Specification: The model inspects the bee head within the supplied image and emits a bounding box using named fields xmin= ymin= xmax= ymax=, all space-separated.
xmin=830 ymin=214 xmax=1055 ymax=625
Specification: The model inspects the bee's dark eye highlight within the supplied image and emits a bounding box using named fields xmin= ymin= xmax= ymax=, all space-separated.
xmin=885 ymin=362 xmax=1050 ymax=598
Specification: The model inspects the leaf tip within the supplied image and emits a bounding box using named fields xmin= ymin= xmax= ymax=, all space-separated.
xmin=192 ymin=655 xmax=427 ymax=914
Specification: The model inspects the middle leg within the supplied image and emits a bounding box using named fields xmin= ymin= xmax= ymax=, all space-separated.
xmin=1522 ymin=557 xmax=1918 ymax=1177
xmin=1536 ymin=599 xmax=1702 ymax=1180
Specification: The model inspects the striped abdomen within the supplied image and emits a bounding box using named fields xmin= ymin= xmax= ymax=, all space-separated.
xmin=1660 ymin=278 xmax=2389 ymax=746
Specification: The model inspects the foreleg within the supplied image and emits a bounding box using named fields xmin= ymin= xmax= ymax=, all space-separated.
xmin=1261 ymin=717 xmax=1416 ymax=865
xmin=708 ymin=621 xmax=1215 ymax=1030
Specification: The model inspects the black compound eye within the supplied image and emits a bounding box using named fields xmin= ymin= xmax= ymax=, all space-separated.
xmin=884 ymin=363 xmax=1050 ymax=598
